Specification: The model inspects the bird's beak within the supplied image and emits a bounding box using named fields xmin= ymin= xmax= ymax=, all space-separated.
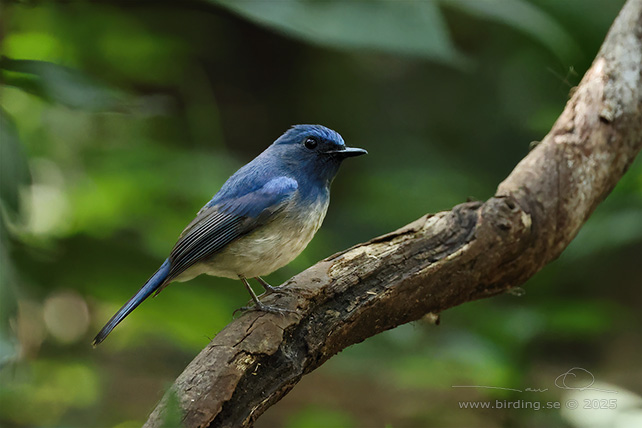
xmin=329 ymin=146 xmax=368 ymax=158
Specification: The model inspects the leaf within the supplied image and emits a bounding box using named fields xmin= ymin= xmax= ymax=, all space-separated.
xmin=441 ymin=0 xmax=580 ymax=63
xmin=0 ymin=110 xmax=27 ymax=367
xmin=159 ymin=389 xmax=183 ymax=428
xmin=0 ymin=109 xmax=30 ymax=215
xmin=212 ymin=0 xmax=465 ymax=65
xmin=0 ymin=56 xmax=126 ymax=111
xmin=0 ymin=203 xmax=19 ymax=370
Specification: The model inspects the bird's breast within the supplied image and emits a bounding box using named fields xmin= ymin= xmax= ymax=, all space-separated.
xmin=200 ymin=194 xmax=330 ymax=279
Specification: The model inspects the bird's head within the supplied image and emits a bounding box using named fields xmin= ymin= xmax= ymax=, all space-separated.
xmin=270 ymin=124 xmax=367 ymax=185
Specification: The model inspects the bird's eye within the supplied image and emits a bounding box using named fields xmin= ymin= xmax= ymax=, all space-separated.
xmin=304 ymin=137 xmax=318 ymax=150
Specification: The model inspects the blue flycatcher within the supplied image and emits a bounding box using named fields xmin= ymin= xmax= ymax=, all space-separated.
xmin=93 ymin=124 xmax=366 ymax=345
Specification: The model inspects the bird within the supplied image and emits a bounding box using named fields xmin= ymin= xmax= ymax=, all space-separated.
xmin=92 ymin=124 xmax=367 ymax=345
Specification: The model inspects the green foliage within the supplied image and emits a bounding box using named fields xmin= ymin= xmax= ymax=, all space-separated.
xmin=214 ymin=0 xmax=464 ymax=65
xmin=159 ymin=389 xmax=184 ymax=428
xmin=0 ymin=109 xmax=28 ymax=367
xmin=0 ymin=108 xmax=31 ymax=215
xmin=1 ymin=0 xmax=638 ymax=427
xmin=1 ymin=57 xmax=127 ymax=111
xmin=0 ymin=359 xmax=99 ymax=425
xmin=441 ymin=0 xmax=581 ymax=62
xmin=286 ymin=405 xmax=356 ymax=428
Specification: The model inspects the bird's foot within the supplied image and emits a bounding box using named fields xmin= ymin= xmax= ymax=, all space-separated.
xmin=259 ymin=286 xmax=292 ymax=299
xmin=254 ymin=277 xmax=285 ymax=295
xmin=258 ymin=284 xmax=283 ymax=296
xmin=235 ymin=276 xmax=297 ymax=317
xmin=255 ymin=277 xmax=305 ymax=297
xmin=234 ymin=302 xmax=297 ymax=316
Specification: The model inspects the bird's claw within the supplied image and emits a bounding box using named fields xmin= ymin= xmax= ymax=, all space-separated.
xmin=261 ymin=283 xmax=281 ymax=294
xmin=254 ymin=277 xmax=287 ymax=295
xmin=234 ymin=302 xmax=297 ymax=316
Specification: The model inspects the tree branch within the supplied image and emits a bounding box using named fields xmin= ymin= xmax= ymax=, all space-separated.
xmin=144 ymin=1 xmax=642 ymax=426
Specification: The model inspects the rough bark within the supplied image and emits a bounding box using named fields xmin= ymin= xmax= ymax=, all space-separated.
xmin=144 ymin=1 xmax=642 ymax=427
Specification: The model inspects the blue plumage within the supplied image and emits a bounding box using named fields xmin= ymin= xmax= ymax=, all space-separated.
xmin=93 ymin=124 xmax=366 ymax=345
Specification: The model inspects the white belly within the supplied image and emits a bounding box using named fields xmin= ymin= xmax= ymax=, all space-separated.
xmin=175 ymin=197 xmax=329 ymax=280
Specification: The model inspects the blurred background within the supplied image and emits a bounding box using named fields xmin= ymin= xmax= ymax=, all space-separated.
xmin=1 ymin=0 xmax=641 ymax=427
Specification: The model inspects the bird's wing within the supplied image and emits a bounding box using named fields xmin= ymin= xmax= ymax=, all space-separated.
xmin=164 ymin=176 xmax=298 ymax=285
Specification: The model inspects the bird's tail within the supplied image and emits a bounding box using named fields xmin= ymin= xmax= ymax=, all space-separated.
xmin=92 ymin=259 xmax=171 ymax=346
